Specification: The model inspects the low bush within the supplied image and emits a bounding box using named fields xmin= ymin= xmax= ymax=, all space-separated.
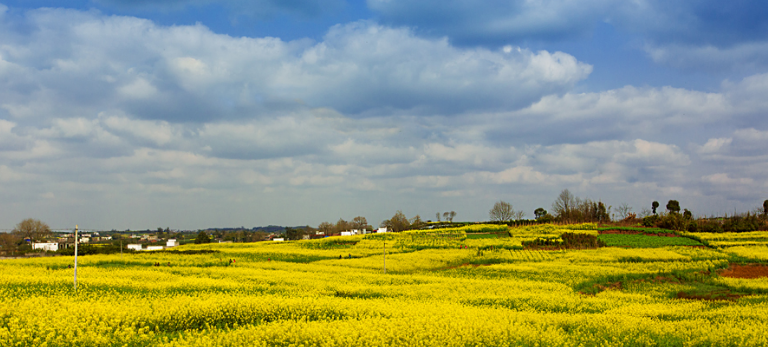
xmin=723 ymin=214 xmax=762 ymax=232
xmin=561 ymin=232 xmax=606 ymax=249
xmin=656 ymin=213 xmax=688 ymax=231
xmin=642 ymin=215 xmax=658 ymax=227
xmin=689 ymin=220 xmax=724 ymax=233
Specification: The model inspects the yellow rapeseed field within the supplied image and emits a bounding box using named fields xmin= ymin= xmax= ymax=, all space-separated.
xmin=2 ymin=226 xmax=768 ymax=346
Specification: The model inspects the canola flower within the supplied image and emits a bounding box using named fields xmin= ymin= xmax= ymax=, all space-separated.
xmin=1 ymin=224 xmax=768 ymax=346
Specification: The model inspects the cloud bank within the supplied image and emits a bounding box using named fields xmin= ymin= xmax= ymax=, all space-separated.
xmin=0 ymin=6 xmax=766 ymax=229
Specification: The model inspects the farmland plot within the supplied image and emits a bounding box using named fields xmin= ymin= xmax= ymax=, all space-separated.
xmin=2 ymin=226 xmax=768 ymax=346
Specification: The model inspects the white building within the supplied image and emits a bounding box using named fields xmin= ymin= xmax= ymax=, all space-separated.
xmin=376 ymin=227 xmax=389 ymax=233
xmin=79 ymin=237 xmax=90 ymax=243
xmin=166 ymin=239 xmax=179 ymax=247
xmin=272 ymin=238 xmax=284 ymax=242
xmin=127 ymin=244 xmax=142 ymax=251
xmin=32 ymin=242 xmax=59 ymax=252
xmin=145 ymin=246 xmax=163 ymax=251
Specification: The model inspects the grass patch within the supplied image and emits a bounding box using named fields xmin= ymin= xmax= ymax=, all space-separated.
xmin=598 ymin=226 xmax=677 ymax=235
xmin=598 ymin=234 xmax=703 ymax=248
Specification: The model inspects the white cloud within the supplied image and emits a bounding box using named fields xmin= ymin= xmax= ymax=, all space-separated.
xmin=370 ymin=0 xmax=768 ymax=72
xmin=1 ymin=6 xmax=768 ymax=228
xmin=645 ymin=42 xmax=768 ymax=71
xmin=118 ymin=78 xmax=158 ymax=99
xmin=0 ymin=11 xmax=592 ymax=121
xmin=697 ymin=138 xmax=732 ymax=154
xmin=702 ymin=173 xmax=754 ymax=186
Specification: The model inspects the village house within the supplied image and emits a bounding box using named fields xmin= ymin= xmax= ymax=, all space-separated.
xmin=32 ymin=242 xmax=59 ymax=252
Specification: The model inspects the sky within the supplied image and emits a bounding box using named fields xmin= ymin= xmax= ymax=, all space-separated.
xmin=1 ymin=1 xmax=767 ymax=230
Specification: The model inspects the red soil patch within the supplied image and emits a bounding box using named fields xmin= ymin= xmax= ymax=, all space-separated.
xmin=719 ymin=264 xmax=768 ymax=279
xmin=598 ymin=229 xmax=678 ymax=237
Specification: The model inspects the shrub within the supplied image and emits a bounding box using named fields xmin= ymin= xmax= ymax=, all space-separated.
xmin=723 ymin=214 xmax=761 ymax=232
xmin=642 ymin=215 xmax=658 ymax=227
xmin=691 ymin=220 xmax=724 ymax=233
xmin=561 ymin=232 xmax=606 ymax=249
xmin=656 ymin=213 xmax=688 ymax=231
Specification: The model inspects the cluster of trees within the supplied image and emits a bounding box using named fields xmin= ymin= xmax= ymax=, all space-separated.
xmin=194 ymin=229 xmax=281 ymax=243
xmin=434 ymin=211 xmax=456 ymax=222
xmin=380 ymin=211 xmax=426 ymax=232
xmin=0 ymin=218 xmax=52 ymax=255
xmin=317 ymin=216 xmax=372 ymax=235
xmin=490 ymin=189 xmax=611 ymax=224
xmin=641 ymin=199 xmax=768 ymax=232
xmin=550 ymin=189 xmax=610 ymax=223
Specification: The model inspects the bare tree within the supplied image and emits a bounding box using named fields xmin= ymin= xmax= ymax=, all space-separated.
xmin=317 ymin=222 xmax=333 ymax=234
xmin=443 ymin=211 xmax=456 ymax=222
xmin=552 ymin=189 xmax=577 ymax=220
xmin=351 ymin=216 xmax=369 ymax=231
xmin=616 ymin=203 xmax=633 ymax=220
xmin=381 ymin=210 xmax=410 ymax=232
xmin=0 ymin=232 xmax=18 ymax=254
xmin=489 ymin=201 xmax=513 ymax=221
xmin=334 ymin=218 xmax=350 ymax=233
xmin=409 ymin=215 xmax=425 ymax=230
xmin=12 ymin=218 xmax=51 ymax=242
xmin=435 ymin=212 xmax=441 ymax=222
xmin=513 ymin=210 xmax=526 ymax=220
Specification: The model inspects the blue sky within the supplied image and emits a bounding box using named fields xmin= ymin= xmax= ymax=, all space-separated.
xmin=0 ymin=0 xmax=767 ymax=230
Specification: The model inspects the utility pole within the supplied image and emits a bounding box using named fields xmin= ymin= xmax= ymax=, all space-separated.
xmin=74 ymin=224 xmax=78 ymax=291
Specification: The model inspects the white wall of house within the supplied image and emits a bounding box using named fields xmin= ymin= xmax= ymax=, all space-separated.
xmin=145 ymin=246 xmax=164 ymax=251
xmin=376 ymin=227 xmax=388 ymax=233
xmin=32 ymin=243 xmax=58 ymax=252
xmin=127 ymin=244 xmax=142 ymax=251
xmin=166 ymin=239 xmax=178 ymax=247
xmin=272 ymin=238 xmax=284 ymax=242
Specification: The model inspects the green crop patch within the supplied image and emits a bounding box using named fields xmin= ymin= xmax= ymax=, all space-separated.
xmin=598 ymin=234 xmax=703 ymax=247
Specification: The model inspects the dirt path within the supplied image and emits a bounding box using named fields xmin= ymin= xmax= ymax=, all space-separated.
xmin=719 ymin=264 xmax=768 ymax=279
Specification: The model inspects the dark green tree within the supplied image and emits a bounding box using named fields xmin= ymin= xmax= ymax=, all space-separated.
xmin=683 ymin=209 xmax=692 ymax=219
xmin=534 ymin=208 xmax=548 ymax=219
xmin=666 ymin=200 xmax=681 ymax=214
xmin=285 ymin=227 xmax=307 ymax=241
xmin=597 ymin=201 xmax=610 ymax=222
xmin=764 ymin=200 xmax=768 ymax=216
xmin=194 ymin=231 xmax=211 ymax=244
xmin=652 ymin=201 xmax=659 ymax=214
